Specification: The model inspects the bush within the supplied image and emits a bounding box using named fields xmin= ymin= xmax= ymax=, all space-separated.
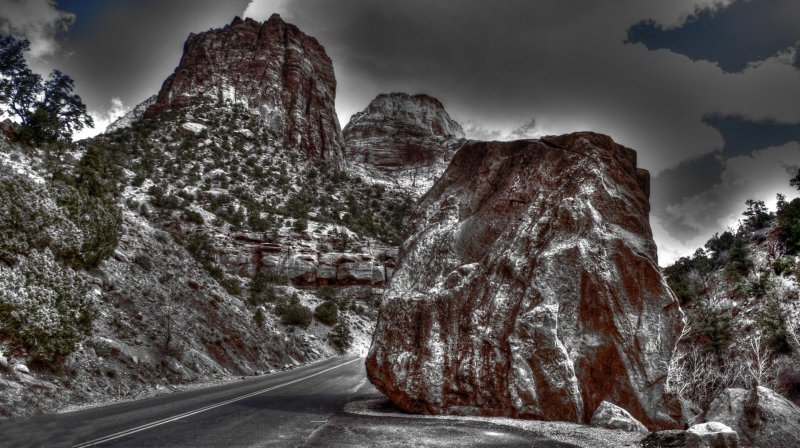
xmin=317 ymin=285 xmax=337 ymax=302
xmin=760 ymin=295 xmax=791 ymax=354
xmin=0 ymin=250 xmax=95 ymax=364
xmin=181 ymin=208 xmax=205 ymax=225
xmin=220 ymin=277 xmax=242 ymax=296
xmin=0 ymin=174 xmax=72 ymax=264
xmin=293 ymin=218 xmax=308 ymax=233
xmin=328 ymin=320 xmax=352 ymax=353
xmin=254 ymin=308 xmax=265 ymax=327
xmin=280 ymin=294 xmax=312 ymax=327
xmin=777 ymin=198 xmax=800 ymax=254
xmin=693 ymin=304 xmax=733 ymax=355
xmin=133 ymin=254 xmax=153 ymax=271
xmin=773 ymin=257 xmax=795 ymax=276
xmin=314 ymin=300 xmax=338 ymax=326
xmin=0 ymin=174 xmax=121 ymax=269
xmin=53 ymin=183 xmax=122 ymax=268
xmin=249 ymin=271 xmax=287 ymax=305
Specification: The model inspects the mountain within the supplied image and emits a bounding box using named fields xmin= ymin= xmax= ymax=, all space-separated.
xmin=106 ymin=95 xmax=156 ymax=133
xmin=344 ymin=93 xmax=465 ymax=194
xmin=146 ymin=15 xmax=345 ymax=168
xmin=366 ymin=133 xmax=685 ymax=430
xmin=0 ymin=15 xmax=408 ymax=417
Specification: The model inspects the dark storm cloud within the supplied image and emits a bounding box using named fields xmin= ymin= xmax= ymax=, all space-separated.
xmin=651 ymin=152 xmax=724 ymax=239
xmin=243 ymin=0 xmax=800 ymax=263
xmin=50 ymin=0 xmax=249 ymax=111
xmin=703 ymin=114 xmax=800 ymax=158
xmin=4 ymin=0 xmax=800 ymax=263
xmin=626 ymin=0 xmax=800 ymax=73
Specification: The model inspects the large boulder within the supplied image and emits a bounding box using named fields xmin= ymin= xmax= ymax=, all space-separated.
xmin=146 ymin=15 xmax=344 ymax=168
xmin=591 ymin=400 xmax=648 ymax=433
xmin=366 ymin=133 xmax=685 ymax=429
xmin=686 ymin=422 xmax=738 ymax=448
xmin=706 ymin=386 xmax=800 ymax=447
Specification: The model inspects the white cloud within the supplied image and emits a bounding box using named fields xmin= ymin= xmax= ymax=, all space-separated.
xmin=655 ymin=141 xmax=800 ymax=263
xmin=72 ymin=97 xmax=128 ymax=141
xmin=243 ymin=0 xmax=290 ymax=21
xmin=0 ymin=0 xmax=74 ymax=60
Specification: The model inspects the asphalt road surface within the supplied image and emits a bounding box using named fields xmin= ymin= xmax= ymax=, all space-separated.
xmin=0 ymin=356 xmax=579 ymax=447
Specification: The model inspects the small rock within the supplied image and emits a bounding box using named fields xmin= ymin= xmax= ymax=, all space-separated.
xmin=0 ymin=379 xmax=22 ymax=390
xmin=13 ymin=363 xmax=29 ymax=374
xmin=590 ymin=400 xmax=648 ymax=433
xmin=685 ymin=422 xmax=738 ymax=448
xmin=15 ymin=374 xmax=57 ymax=393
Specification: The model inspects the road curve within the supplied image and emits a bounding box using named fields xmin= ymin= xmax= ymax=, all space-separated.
xmin=0 ymin=356 xmax=367 ymax=447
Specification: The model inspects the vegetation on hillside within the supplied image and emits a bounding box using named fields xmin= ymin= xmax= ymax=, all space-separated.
xmin=665 ymin=173 xmax=800 ymax=408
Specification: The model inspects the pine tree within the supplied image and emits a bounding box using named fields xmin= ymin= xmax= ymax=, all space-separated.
xmin=0 ymin=34 xmax=93 ymax=143
xmin=328 ymin=320 xmax=352 ymax=353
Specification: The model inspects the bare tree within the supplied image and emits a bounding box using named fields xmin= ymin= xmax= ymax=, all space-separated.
xmin=746 ymin=331 xmax=773 ymax=388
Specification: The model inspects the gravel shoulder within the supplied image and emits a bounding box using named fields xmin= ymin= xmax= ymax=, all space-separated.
xmin=304 ymin=395 xmax=643 ymax=448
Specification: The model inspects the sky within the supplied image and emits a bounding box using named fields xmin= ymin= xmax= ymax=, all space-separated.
xmin=1 ymin=0 xmax=799 ymax=265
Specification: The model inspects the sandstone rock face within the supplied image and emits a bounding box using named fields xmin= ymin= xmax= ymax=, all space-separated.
xmin=147 ymin=15 xmax=344 ymax=167
xmin=706 ymin=386 xmax=800 ymax=447
xmin=591 ymin=400 xmax=648 ymax=433
xmin=366 ymin=132 xmax=685 ymax=430
xmin=344 ymin=93 xmax=465 ymax=192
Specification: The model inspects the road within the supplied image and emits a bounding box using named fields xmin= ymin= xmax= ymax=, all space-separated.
xmin=0 ymin=356 xmax=368 ymax=447
xmin=0 ymin=356 xmax=582 ymax=448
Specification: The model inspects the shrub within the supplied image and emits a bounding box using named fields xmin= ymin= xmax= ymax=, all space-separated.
xmin=220 ymin=277 xmax=242 ymax=296
xmin=328 ymin=320 xmax=352 ymax=353
xmin=53 ymin=183 xmax=122 ymax=268
xmin=133 ymin=254 xmax=153 ymax=271
xmin=0 ymin=174 xmax=72 ymax=264
xmin=759 ymin=295 xmax=791 ymax=354
xmin=280 ymin=294 xmax=312 ymax=327
xmin=254 ymin=308 xmax=265 ymax=327
xmin=0 ymin=174 xmax=121 ymax=269
xmin=777 ymin=198 xmax=800 ymax=254
xmin=317 ymin=285 xmax=337 ymax=302
xmin=693 ymin=304 xmax=733 ymax=356
xmin=181 ymin=208 xmax=205 ymax=225
xmin=314 ymin=300 xmax=338 ymax=326
xmin=773 ymin=257 xmax=795 ymax=276
xmin=249 ymin=271 xmax=285 ymax=305
xmin=0 ymin=250 xmax=95 ymax=364
xmin=293 ymin=218 xmax=308 ymax=233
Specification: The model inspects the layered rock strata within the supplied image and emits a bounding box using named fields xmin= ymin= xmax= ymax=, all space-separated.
xmin=147 ymin=15 xmax=344 ymax=167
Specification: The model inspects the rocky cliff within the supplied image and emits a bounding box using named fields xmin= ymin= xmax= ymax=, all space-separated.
xmin=366 ymin=132 xmax=685 ymax=430
xmin=146 ymin=15 xmax=344 ymax=168
xmin=344 ymin=93 xmax=464 ymax=193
